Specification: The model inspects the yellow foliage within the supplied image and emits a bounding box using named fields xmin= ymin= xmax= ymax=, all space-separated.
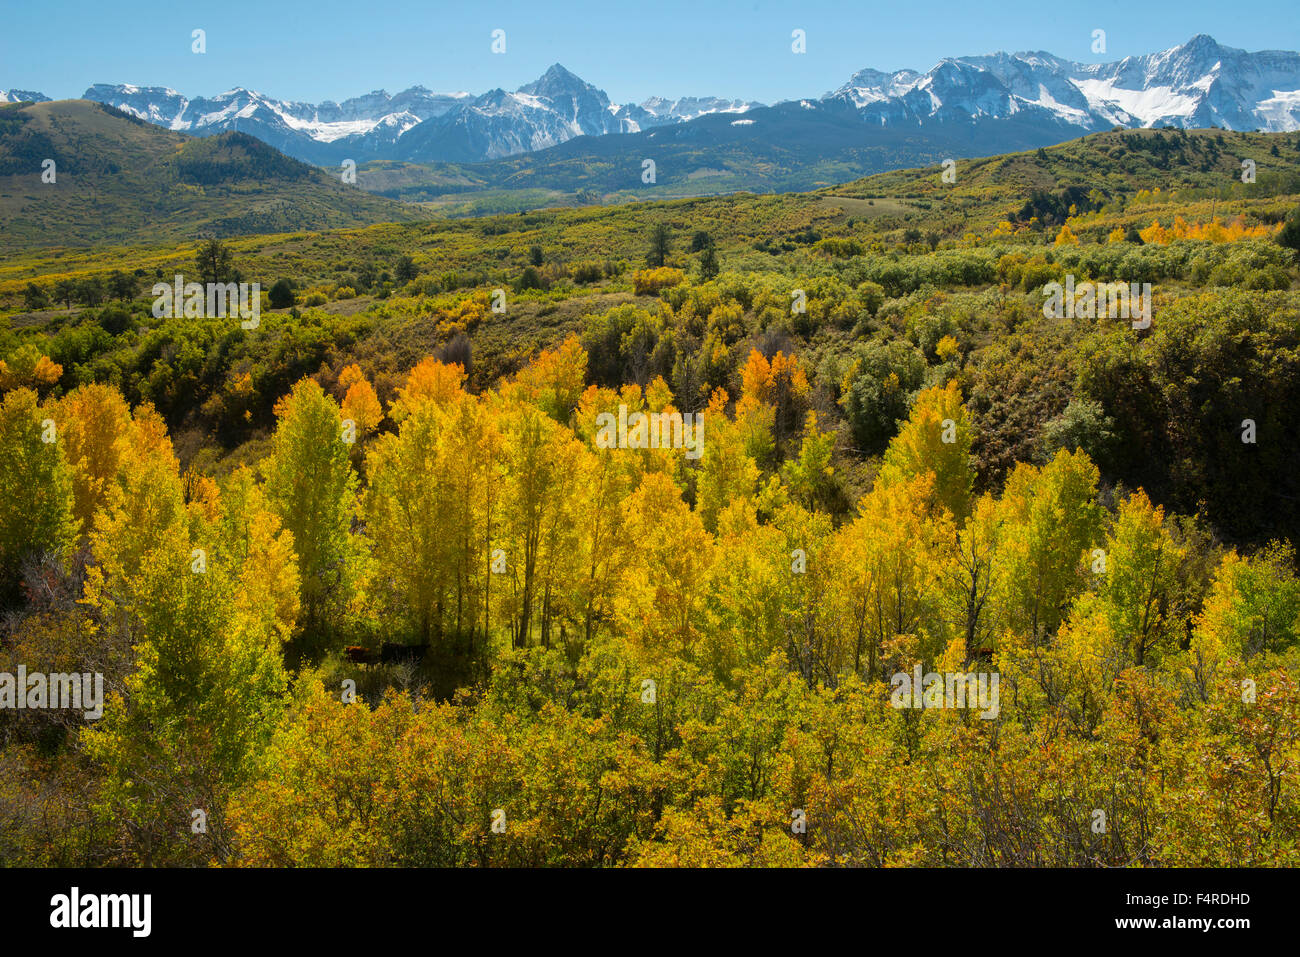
xmin=631 ymin=267 xmax=686 ymax=296
xmin=391 ymin=358 xmax=468 ymax=419
xmin=1139 ymin=216 xmax=1276 ymax=245
xmin=342 ymin=379 xmax=384 ymax=436
xmin=0 ymin=346 xmax=63 ymax=393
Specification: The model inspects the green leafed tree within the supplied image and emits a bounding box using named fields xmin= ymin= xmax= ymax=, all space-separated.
xmin=261 ymin=379 xmax=360 ymax=653
xmin=0 ymin=389 xmax=76 ymax=605
xmin=647 ymin=223 xmax=671 ymax=268
xmin=195 ymin=238 xmax=237 ymax=285
xmin=268 ymin=278 xmax=295 ymax=309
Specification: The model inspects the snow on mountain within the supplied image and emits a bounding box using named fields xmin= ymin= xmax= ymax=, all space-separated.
xmin=50 ymin=36 xmax=1300 ymax=168
xmin=826 ymin=35 xmax=1300 ymax=133
xmin=79 ymin=65 xmax=763 ymax=164
xmin=0 ymin=89 xmax=51 ymax=104
xmin=639 ymin=95 xmax=761 ymax=122
xmin=395 ymin=64 xmax=765 ymax=161
xmin=81 ymin=82 xmax=467 ymax=158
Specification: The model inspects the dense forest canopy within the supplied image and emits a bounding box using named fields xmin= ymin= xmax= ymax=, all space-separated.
xmin=2 ymin=128 xmax=1299 ymax=867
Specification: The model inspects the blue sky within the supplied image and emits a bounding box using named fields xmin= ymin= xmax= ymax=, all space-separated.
xmin=4 ymin=0 xmax=1300 ymax=105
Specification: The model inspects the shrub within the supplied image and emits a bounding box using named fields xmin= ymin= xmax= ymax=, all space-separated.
xmin=22 ymin=282 xmax=49 ymax=311
xmin=1275 ymin=205 xmax=1300 ymax=257
xmin=1243 ymin=267 xmax=1290 ymax=291
xmin=632 ymin=267 xmax=687 ymax=296
xmin=394 ymin=256 xmax=418 ymax=283
xmin=571 ymin=261 xmax=603 ymax=284
xmin=515 ymin=266 xmax=548 ymax=291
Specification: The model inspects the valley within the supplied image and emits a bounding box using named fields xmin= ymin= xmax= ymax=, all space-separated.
xmin=2 ymin=22 xmax=1300 ymax=877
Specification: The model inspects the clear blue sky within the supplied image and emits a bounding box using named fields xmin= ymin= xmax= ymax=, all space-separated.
xmin=4 ymin=0 xmax=1299 ymax=105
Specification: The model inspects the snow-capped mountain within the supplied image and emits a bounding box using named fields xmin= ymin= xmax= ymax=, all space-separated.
xmin=79 ymin=65 xmax=762 ymax=165
xmin=17 ymin=36 xmax=1300 ymax=170
xmin=639 ymin=95 xmax=756 ymax=123
xmin=1 ymin=89 xmax=50 ymax=104
xmin=85 ymin=82 xmax=470 ymax=137
xmin=825 ymin=35 xmax=1300 ymax=133
xmin=396 ymin=64 xmax=643 ymax=163
xmin=79 ymin=82 xmax=471 ymax=164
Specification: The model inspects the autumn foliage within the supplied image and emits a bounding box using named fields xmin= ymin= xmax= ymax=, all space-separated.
xmin=0 ymin=338 xmax=1298 ymax=869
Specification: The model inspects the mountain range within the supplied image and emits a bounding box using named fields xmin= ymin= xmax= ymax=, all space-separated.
xmin=5 ymin=34 xmax=1295 ymax=171
xmin=50 ymin=66 xmax=759 ymax=166
xmin=823 ymin=34 xmax=1300 ymax=132
xmin=4 ymin=34 xmax=1300 ymax=229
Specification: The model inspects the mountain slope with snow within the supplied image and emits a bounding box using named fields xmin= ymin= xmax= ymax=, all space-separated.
xmin=0 ymin=90 xmax=50 ymax=104
xmin=826 ymin=35 xmax=1300 ymax=134
xmin=79 ymin=65 xmax=761 ymax=165
xmin=15 ymin=35 xmax=1299 ymax=172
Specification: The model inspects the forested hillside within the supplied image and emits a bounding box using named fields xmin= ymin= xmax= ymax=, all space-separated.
xmin=0 ymin=100 xmax=426 ymax=250
xmin=2 ymin=127 xmax=1299 ymax=867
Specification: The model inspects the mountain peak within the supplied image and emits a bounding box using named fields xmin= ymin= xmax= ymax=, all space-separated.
xmin=541 ymin=63 xmax=579 ymax=80
xmin=1 ymin=88 xmax=51 ymax=104
xmin=1157 ymin=34 xmax=1230 ymax=69
xmin=1182 ymin=33 xmax=1222 ymax=52
xmin=519 ymin=63 xmax=595 ymax=96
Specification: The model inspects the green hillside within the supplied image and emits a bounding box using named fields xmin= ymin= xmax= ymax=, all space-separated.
xmin=0 ymin=100 xmax=428 ymax=252
xmin=2 ymin=124 xmax=1298 ymax=542
xmin=822 ymin=126 xmax=1300 ymax=234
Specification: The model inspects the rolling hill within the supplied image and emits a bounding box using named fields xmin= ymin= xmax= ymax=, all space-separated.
xmin=0 ymin=100 xmax=427 ymax=251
